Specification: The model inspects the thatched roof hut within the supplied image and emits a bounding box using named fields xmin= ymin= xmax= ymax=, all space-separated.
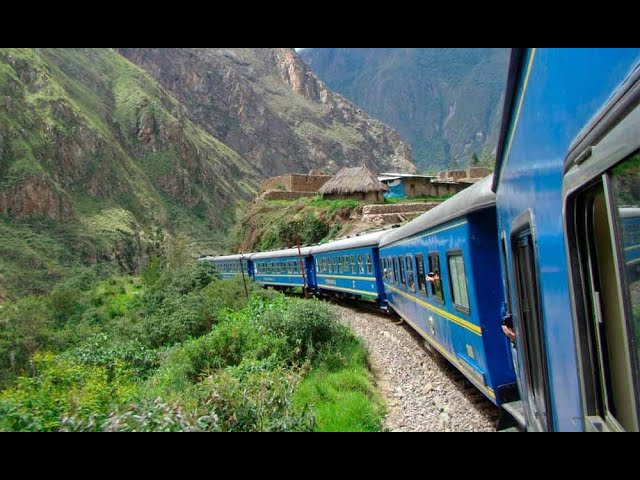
xmin=319 ymin=166 xmax=388 ymax=204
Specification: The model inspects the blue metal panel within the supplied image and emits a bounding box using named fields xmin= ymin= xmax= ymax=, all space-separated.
xmin=495 ymin=48 xmax=640 ymax=431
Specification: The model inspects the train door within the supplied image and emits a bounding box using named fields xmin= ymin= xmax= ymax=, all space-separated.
xmin=564 ymin=126 xmax=640 ymax=430
xmin=511 ymin=219 xmax=552 ymax=431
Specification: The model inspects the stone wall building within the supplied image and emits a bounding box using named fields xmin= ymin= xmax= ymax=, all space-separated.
xmin=260 ymin=172 xmax=332 ymax=194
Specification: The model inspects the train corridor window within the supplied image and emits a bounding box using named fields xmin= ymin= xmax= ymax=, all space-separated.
xmin=393 ymin=258 xmax=399 ymax=284
xmin=428 ymin=253 xmax=444 ymax=302
xmin=568 ymin=150 xmax=640 ymax=432
xmin=358 ymin=255 xmax=365 ymax=274
xmin=416 ymin=254 xmax=427 ymax=296
xmin=448 ymin=252 xmax=470 ymax=312
xmin=366 ymin=254 xmax=373 ymax=275
xmin=406 ymin=255 xmax=416 ymax=292
xmin=398 ymin=257 xmax=406 ymax=285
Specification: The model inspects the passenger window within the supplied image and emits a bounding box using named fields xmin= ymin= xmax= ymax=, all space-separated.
xmin=447 ymin=253 xmax=470 ymax=312
xmin=416 ymin=254 xmax=427 ymax=296
xmin=351 ymin=255 xmax=356 ymax=274
xmin=406 ymin=256 xmax=416 ymax=292
xmin=358 ymin=255 xmax=364 ymax=274
xmin=398 ymin=257 xmax=406 ymax=285
xmin=428 ymin=253 xmax=444 ymax=302
xmin=393 ymin=258 xmax=399 ymax=284
xmin=345 ymin=256 xmax=351 ymax=274
xmin=366 ymin=254 xmax=373 ymax=275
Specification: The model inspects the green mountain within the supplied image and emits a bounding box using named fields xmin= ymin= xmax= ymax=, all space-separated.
xmin=0 ymin=48 xmax=259 ymax=299
xmin=300 ymin=48 xmax=510 ymax=171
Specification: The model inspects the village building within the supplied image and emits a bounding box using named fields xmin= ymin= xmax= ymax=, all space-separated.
xmin=319 ymin=166 xmax=388 ymax=204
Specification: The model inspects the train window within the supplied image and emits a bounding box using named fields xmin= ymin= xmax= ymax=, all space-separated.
xmin=338 ymin=257 xmax=343 ymax=274
xmin=351 ymin=255 xmax=356 ymax=274
xmin=393 ymin=258 xmax=399 ymax=284
xmin=406 ymin=255 xmax=416 ymax=292
xmin=428 ymin=253 xmax=444 ymax=303
xmin=416 ymin=254 xmax=427 ymax=296
xmin=447 ymin=252 xmax=470 ymax=313
xmin=568 ymin=151 xmax=640 ymax=432
xmin=366 ymin=254 xmax=373 ymax=275
xmin=345 ymin=256 xmax=351 ymax=274
xmin=511 ymin=222 xmax=551 ymax=432
xmin=398 ymin=257 xmax=406 ymax=285
xmin=356 ymin=255 xmax=363 ymax=274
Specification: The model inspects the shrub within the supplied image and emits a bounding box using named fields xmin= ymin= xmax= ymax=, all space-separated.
xmin=262 ymin=298 xmax=346 ymax=364
xmin=0 ymin=353 xmax=135 ymax=432
xmin=202 ymin=363 xmax=313 ymax=432
xmin=62 ymin=398 xmax=218 ymax=432
xmin=65 ymin=334 xmax=161 ymax=379
xmin=140 ymin=292 xmax=215 ymax=348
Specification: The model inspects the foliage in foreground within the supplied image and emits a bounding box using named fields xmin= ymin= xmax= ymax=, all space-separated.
xmin=0 ymin=249 xmax=382 ymax=431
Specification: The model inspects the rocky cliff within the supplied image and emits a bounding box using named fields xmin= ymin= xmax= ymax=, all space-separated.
xmin=117 ymin=48 xmax=416 ymax=176
xmin=0 ymin=48 xmax=259 ymax=298
xmin=301 ymin=48 xmax=509 ymax=171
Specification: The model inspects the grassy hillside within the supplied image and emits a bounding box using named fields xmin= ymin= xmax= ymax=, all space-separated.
xmin=0 ymin=48 xmax=259 ymax=299
xmin=233 ymin=197 xmax=369 ymax=253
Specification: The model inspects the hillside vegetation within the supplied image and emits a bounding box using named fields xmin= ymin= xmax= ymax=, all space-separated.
xmin=0 ymin=241 xmax=383 ymax=432
xmin=233 ymin=196 xmax=371 ymax=253
xmin=0 ymin=48 xmax=258 ymax=299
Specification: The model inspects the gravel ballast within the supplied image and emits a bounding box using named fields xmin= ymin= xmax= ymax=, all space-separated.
xmin=333 ymin=304 xmax=500 ymax=432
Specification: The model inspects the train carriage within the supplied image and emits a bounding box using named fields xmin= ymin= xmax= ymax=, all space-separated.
xmin=495 ymin=48 xmax=640 ymax=431
xmin=251 ymin=247 xmax=316 ymax=292
xmin=309 ymin=231 xmax=388 ymax=307
xmin=207 ymin=254 xmax=252 ymax=280
xmin=379 ymin=176 xmax=517 ymax=406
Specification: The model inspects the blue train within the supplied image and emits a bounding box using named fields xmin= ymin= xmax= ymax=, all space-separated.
xmin=204 ymin=48 xmax=640 ymax=431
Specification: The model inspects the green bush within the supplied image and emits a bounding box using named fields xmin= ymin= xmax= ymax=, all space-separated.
xmin=0 ymin=297 xmax=52 ymax=388
xmin=263 ymin=298 xmax=346 ymax=364
xmin=65 ymin=334 xmax=161 ymax=379
xmin=202 ymin=363 xmax=312 ymax=432
xmin=62 ymin=398 xmax=218 ymax=432
xmin=140 ymin=292 xmax=215 ymax=348
xmin=201 ymin=276 xmax=255 ymax=315
xmin=0 ymin=353 xmax=135 ymax=432
xmin=145 ymin=314 xmax=284 ymax=396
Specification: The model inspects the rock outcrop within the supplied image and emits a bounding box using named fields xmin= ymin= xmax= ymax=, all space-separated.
xmin=117 ymin=48 xmax=416 ymax=176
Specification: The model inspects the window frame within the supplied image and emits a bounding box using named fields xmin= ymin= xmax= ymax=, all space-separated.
xmin=416 ymin=253 xmax=427 ymax=297
xmin=428 ymin=252 xmax=445 ymax=304
xmin=563 ymin=96 xmax=640 ymax=432
xmin=446 ymin=250 xmax=470 ymax=314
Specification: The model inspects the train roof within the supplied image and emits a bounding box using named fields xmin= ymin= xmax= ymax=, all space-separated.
xmin=620 ymin=207 xmax=640 ymax=219
xmin=379 ymin=175 xmax=495 ymax=248
xmin=250 ymin=246 xmax=314 ymax=260
xmin=310 ymin=230 xmax=392 ymax=255
xmin=210 ymin=254 xmax=250 ymax=262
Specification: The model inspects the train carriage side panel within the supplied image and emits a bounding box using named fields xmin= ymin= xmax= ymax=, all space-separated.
xmin=379 ymin=177 xmax=512 ymax=405
xmin=310 ymin=231 xmax=388 ymax=306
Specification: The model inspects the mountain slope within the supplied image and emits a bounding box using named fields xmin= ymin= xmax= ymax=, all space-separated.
xmin=0 ymin=48 xmax=259 ymax=298
xmin=117 ymin=48 xmax=416 ymax=176
xmin=300 ymin=48 xmax=509 ymax=171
